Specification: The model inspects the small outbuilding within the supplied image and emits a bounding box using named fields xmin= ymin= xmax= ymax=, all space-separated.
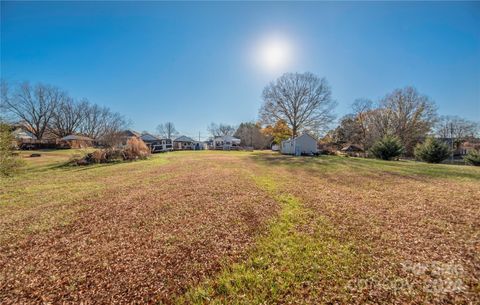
xmin=281 ymin=133 xmax=318 ymax=156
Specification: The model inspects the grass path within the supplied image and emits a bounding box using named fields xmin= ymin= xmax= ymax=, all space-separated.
xmin=179 ymin=171 xmax=362 ymax=304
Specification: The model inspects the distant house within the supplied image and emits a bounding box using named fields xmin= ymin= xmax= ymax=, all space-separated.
xmin=59 ymin=135 xmax=94 ymax=149
xmin=139 ymin=134 xmax=163 ymax=152
xmin=12 ymin=127 xmax=36 ymax=141
xmin=439 ymin=137 xmax=480 ymax=157
xmin=140 ymin=133 xmax=173 ymax=152
xmin=341 ymin=144 xmax=364 ymax=157
xmin=173 ymin=136 xmax=195 ymax=150
xmin=213 ymin=135 xmax=241 ymax=150
xmin=115 ymin=129 xmax=141 ymax=146
xmin=458 ymin=140 xmax=480 ymax=155
xmin=281 ymin=133 xmax=318 ymax=156
xmin=120 ymin=129 xmax=141 ymax=139
xmin=192 ymin=141 xmax=207 ymax=150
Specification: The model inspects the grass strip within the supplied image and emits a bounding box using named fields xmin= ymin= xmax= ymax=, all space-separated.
xmin=178 ymin=175 xmax=361 ymax=304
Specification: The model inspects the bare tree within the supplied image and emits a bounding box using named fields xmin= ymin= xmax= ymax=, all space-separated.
xmin=260 ymin=72 xmax=336 ymax=137
xmin=436 ymin=115 xmax=479 ymax=140
xmin=208 ymin=123 xmax=236 ymax=137
xmin=1 ymin=82 xmax=65 ymax=140
xmin=156 ymin=122 xmax=178 ymax=139
xmin=50 ymin=98 xmax=88 ymax=138
xmin=351 ymin=98 xmax=374 ymax=149
xmin=80 ymin=102 xmax=127 ymax=140
xmin=376 ymin=86 xmax=437 ymax=154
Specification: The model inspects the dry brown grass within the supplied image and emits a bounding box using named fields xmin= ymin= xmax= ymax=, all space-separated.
xmin=0 ymin=153 xmax=277 ymax=303
xmin=1 ymin=151 xmax=479 ymax=304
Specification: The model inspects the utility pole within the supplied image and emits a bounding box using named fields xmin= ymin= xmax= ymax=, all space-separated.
xmin=450 ymin=122 xmax=454 ymax=163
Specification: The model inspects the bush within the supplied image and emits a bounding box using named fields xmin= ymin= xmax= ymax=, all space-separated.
xmin=124 ymin=137 xmax=150 ymax=160
xmin=414 ymin=137 xmax=451 ymax=163
xmin=0 ymin=122 xmax=23 ymax=176
xmin=464 ymin=149 xmax=480 ymax=166
xmin=369 ymin=135 xmax=404 ymax=160
xmin=72 ymin=137 xmax=150 ymax=166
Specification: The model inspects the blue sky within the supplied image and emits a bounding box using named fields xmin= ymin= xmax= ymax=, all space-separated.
xmin=1 ymin=1 xmax=479 ymax=139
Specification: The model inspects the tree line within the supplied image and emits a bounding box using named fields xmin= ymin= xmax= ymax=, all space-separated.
xmin=256 ymin=72 xmax=479 ymax=157
xmin=328 ymin=88 xmax=479 ymax=156
xmin=1 ymin=81 xmax=128 ymax=140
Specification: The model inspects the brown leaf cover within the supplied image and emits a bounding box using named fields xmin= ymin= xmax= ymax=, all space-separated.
xmin=0 ymin=154 xmax=278 ymax=303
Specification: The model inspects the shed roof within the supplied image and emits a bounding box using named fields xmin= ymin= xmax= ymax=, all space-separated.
xmin=282 ymin=133 xmax=317 ymax=144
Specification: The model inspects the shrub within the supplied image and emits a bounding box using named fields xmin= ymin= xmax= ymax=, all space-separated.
xmin=73 ymin=137 xmax=150 ymax=166
xmin=464 ymin=149 xmax=480 ymax=166
xmin=0 ymin=122 xmax=23 ymax=176
xmin=123 ymin=137 xmax=150 ymax=160
xmin=414 ymin=137 xmax=451 ymax=163
xmin=369 ymin=135 xmax=404 ymax=160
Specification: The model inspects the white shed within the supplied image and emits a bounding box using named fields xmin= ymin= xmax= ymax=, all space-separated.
xmin=281 ymin=133 xmax=318 ymax=156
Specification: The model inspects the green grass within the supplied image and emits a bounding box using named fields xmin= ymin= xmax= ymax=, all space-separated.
xmin=3 ymin=149 xmax=479 ymax=303
xmin=0 ymin=149 xmax=170 ymax=243
xmin=179 ymin=174 xmax=362 ymax=304
xmin=249 ymin=152 xmax=480 ymax=181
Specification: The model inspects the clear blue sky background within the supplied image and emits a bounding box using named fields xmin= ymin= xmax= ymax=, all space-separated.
xmin=2 ymin=1 xmax=479 ymax=139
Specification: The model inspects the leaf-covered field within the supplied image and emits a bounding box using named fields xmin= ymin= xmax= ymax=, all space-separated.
xmin=1 ymin=150 xmax=479 ymax=304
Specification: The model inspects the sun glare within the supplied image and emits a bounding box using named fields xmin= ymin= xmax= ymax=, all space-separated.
xmin=255 ymin=35 xmax=292 ymax=73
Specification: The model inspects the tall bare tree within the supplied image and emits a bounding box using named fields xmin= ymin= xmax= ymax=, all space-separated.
xmin=207 ymin=123 xmax=236 ymax=137
xmin=80 ymin=102 xmax=127 ymax=140
xmin=376 ymin=86 xmax=437 ymax=154
xmin=156 ymin=122 xmax=178 ymax=139
xmin=50 ymin=98 xmax=88 ymax=138
xmin=351 ymin=98 xmax=374 ymax=149
xmin=260 ymin=72 xmax=336 ymax=137
xmin=1 ymin=82 xmax=65 ymax=140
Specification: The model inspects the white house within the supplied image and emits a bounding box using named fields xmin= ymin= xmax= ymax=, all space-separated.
xmin=281 ymin=133 xmax=318 ymax=156
xmin=213 ymin=135 xmax=241 ymax=150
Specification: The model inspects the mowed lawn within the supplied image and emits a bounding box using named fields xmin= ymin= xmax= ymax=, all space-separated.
xmin=1 ymin=150 xmax=479 ymax=304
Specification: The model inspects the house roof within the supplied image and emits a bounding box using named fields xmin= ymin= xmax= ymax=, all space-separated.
xmin=61 ymin=135 xmax=94 ymax=141
xmin=174 ymin=135 xmax=195 ymax=142
xmin=121 ymin=130 xmax=141 ymax=137
xmin=140 ymin=133 xmax=160 ymax=142
xmin=282 ymin=133 xmax=317 ymax=144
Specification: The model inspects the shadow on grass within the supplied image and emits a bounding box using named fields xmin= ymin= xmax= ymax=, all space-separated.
xmin=248 ymin=153 xmax=480 ymax=181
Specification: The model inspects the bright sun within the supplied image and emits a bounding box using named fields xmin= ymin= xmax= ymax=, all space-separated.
xmin=256 ymin=36 xmax=292 ymax=72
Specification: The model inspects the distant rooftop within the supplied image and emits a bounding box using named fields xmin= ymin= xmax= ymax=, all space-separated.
xmin=174 ymin=135 xmax=195 ymax=142
xmin=61 ymin=135 xmax=94 ymax=141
